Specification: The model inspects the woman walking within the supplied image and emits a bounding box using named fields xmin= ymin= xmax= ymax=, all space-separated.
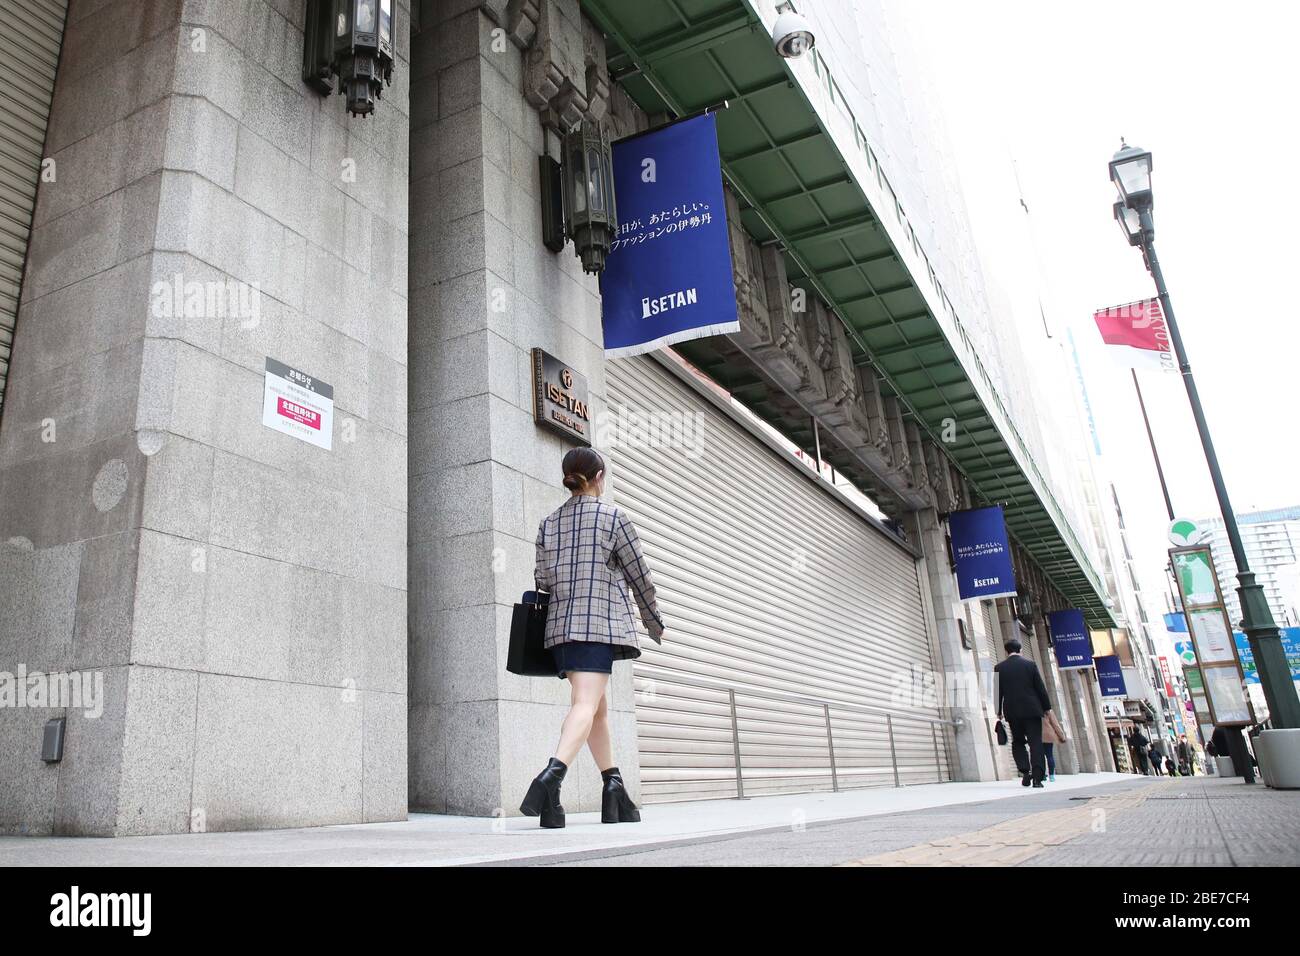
xmin=519 ymin=447 xmax=665 ymax=829
xmin=1041 ymin=708 xmax=1067 ymax=783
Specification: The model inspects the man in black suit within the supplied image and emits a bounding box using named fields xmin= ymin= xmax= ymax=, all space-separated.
xmin=993 ymin=638 xmax=1054 ymax=788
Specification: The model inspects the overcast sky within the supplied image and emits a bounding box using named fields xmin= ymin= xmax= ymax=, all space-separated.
xmin=899 ymin=1 xmax=1300 ymax=636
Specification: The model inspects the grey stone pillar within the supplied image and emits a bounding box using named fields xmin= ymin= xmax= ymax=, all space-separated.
xmin=1064 ymin=669 xmax=1099 ymax=773
xmin=406 ymin=0 xmax=635 ymax=816
xmin=1083 ymin=668 xmax=1115 ymax=771
xmin=910 ymin=508 xmax=996 ymax=782
xmin=994 ymin=598 xmax=1014 ymax=649
xmin=0 ymin=0 xmax=411 ymax=835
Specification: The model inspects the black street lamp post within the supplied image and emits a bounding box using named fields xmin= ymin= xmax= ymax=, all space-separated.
xmin=1110 ymin=142 xmax=1300 ymax=732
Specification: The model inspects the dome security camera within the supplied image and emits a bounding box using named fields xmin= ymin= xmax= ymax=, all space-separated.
xmin=772 ymin=4 xmax=815 ymax=58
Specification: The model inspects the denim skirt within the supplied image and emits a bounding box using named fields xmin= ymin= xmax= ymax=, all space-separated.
xmin=551 ymin=640 xmax=615 ymax=678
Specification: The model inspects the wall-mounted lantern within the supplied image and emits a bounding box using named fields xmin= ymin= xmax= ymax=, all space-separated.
xmin=556 ymin=120 xmax=617 ymax=275
xmin=303 ymin=0 xmax=395 ymax=117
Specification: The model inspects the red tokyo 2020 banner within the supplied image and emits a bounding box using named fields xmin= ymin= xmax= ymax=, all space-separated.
xmin=1093 ymin=298 xmax=1175 ymax=372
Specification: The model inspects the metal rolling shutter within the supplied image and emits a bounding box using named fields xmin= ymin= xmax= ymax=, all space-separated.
xmin=1020 ymin=625 xmax=1037 ymax=663
xmin=607 ymin=354 xmax=951 ymax=803
xmin=981 ymin=601 xmax=998 ymax=662
xmin=0 ymin=0 xmax=67 ymax=422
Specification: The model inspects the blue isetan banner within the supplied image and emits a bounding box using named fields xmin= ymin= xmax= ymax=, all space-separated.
xmin=599 ymin=113 xmax=739 ymax=358
xmin=948 ymin=506 xmax=1017 ymax=602
xmin=1049 ymin=609 xmax=1093 ymax=670
xmin=1095 ymin=654 xmax=1127 ymax=698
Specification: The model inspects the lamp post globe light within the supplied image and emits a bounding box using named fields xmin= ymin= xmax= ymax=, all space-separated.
xmin=1112 ymin=200 xmax=1141 ymax=246
xmin=1109 ymin=142 xmax=1153 ymax=210
xmin=1109 ymin=141 xmax=1300 ymax=736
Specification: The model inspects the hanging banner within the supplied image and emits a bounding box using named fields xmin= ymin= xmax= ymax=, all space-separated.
xmin=599 ymin=113 xmax=739 ymax=358
xmin=1048 ymin=609 xmax=1093 ymax=670
xmin=947 ymin=506 xmax=1018 ymax=602
xmin=1095 ymin=654 xmax=1127 ymax=698
xmin=1092 ymin=298 xmax=1175 ymax=373
xmin=1158 ymin=656 xmax=1176 ymax=697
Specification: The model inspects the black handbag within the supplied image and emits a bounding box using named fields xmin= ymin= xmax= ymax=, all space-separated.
xmin=994 ymin=719 xmax=1008 ymax=746
xmin=507 ymin=591 xmax=553 ymax=677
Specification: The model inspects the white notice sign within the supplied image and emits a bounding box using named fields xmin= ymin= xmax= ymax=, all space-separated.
xmin=262 ymin=357 xmax=333 ymax=450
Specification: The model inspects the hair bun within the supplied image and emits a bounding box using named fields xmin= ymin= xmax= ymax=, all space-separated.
xmin=560 ymin=447 xmax=604 ymax=491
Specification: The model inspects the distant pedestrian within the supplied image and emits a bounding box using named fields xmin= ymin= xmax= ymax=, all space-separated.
xmin=1209 ymin=726 xmax=1237 ymax=775
xmin=1041 ymin=709 xmax=1067 ymax=783
xmin=1177 ymin=735 xmax=1193 ymax=776
xmin=1130 ymin=726 xmax=1150 ymax=774
xmin=1165 ymin=754 xmax=1178 ymax=776
xmin=993 ymin=638 xmax=1055 ymax=788
xmin=1149 ymin=742 xmax=1163 ymax=775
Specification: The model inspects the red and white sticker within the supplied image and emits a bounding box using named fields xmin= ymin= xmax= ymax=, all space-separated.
xmin=277 ymin=397 xmax=321 ymax=429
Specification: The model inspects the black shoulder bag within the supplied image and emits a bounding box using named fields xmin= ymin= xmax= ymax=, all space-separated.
xmin=507 ymin=591 xmax=554 ymax=677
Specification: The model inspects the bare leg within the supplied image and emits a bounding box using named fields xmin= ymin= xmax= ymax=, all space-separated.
xmin=586 ymin=690 xmax=614 ymax=772
xmin=554 ymin=672 xmax=609 ymax=766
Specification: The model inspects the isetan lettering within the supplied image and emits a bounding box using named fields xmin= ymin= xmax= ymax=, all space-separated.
xmin=641 ymin=287 xmax=698 ymax=318
xmin=545 ymin=382 xmax=590 ymax=421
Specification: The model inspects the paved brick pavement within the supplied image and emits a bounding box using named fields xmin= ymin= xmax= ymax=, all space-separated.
xmin=535 ymin=775 xmax=1298 ymax=867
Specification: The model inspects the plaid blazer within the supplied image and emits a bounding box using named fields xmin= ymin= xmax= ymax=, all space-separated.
xmin=534 ymin=494 xmax=664 ymax=656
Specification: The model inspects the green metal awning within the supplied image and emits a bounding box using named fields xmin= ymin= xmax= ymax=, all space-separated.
xmin=584 ymin=0 xmax=1114 ymax=628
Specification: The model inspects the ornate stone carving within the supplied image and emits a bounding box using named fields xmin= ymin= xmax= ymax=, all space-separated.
xmin=855 ymin=363 xmax=892 ymax=457
xmin=905 ymin=421 xmax=931 ymax=503
xmin=606 ymin=82 xmax=644 ymax=140
xmin=816 ymin=303 xmax=859 ymax=415
xmin=581 ymin=15 xmax=609 ymax=123
xmin=483 ymin=0 xmax=610 ymax=129
xmin=480 ymin=0 xmax=541 ymax=50
xmin=724 ymin=187 xmax=771 ymax=351
xmin=791 ymin=294 xmax=829 ymax=407
xmin=746 ymin=244 xmax=816 ymax=400
xmin=924 ymin=441 xmax=958 ymax=512
xmin=882 ymin=394 xmax=911 ymax=482
xmin=519 ymin=0 xmax=589 ymax=130
xmin=946 ymin=463 xmax=963 ymax=513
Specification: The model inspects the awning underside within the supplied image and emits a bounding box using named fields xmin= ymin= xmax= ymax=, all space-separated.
xmin=583 ymin=0 xmax=1112 ymax=627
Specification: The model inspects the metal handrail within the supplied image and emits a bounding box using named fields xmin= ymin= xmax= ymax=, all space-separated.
xmin=639 ymin=671 xmax=956 ymax=799
xmin=645 ymin=671 xmax=959 ymax=728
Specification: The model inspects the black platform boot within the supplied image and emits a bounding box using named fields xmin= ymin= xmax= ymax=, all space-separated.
xmin=520 ymin=757 xmax=567 ymax=828
xmin=601 ymin=767 xmax=641 ymax=824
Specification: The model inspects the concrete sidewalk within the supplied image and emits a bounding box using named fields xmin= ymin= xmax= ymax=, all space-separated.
xmin=0 ymin=772 xmax=1134 ymax=867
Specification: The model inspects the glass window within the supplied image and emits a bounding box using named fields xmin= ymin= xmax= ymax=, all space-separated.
xmin=587 ymin=147 xmax=604 ymax=212
xmin=357 ymin=0 xmax=377 ymax=33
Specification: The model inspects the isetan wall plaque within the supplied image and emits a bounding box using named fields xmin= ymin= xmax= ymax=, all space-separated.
xmin=531 ymin=348 xmax=591 ymax=445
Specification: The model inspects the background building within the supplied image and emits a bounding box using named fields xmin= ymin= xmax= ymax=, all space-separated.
xmin=1199 ymin=505 xmax=1300 ymax=628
